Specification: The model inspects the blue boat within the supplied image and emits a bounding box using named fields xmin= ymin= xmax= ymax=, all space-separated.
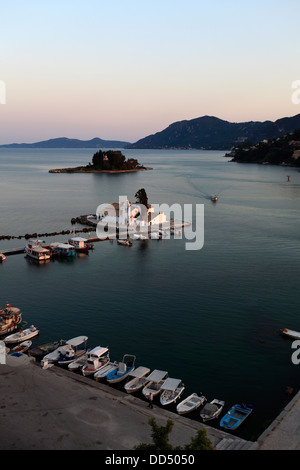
xmin=49 ymin=242 xmax=76 ymax=257
xmin=106 ymin=354 xmax=136 ymax=384
xmin=220 ymin=404 xmax=253 ymax=430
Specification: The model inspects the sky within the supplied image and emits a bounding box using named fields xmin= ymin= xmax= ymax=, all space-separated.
xmin=1 ymin=0 xmax=300 ymax=144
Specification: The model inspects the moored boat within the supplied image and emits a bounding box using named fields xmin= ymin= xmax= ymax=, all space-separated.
xmin=200 ymin=399 xmax=225 ymax=422
xmin=82 ymin=346 xmax=110 ymax=376
xmin=210 ymin=195 xmax=218 ymax=202
xmin=117 ymin=239 xmax=132 ymax=246
xmin=0 ymin=304 xmax=22 ymax=336
xmin=159 ymin=378 xmax=185 ymax=406
xmin=25 ymin=239 xmax=51 ymax=261
xmin=68 ymin=237 xmax=93 ymax=254
xmin=124 ymin=366 xmax=151 ymax=394
xmin=11 ymin=340 xmax=32 ymax=354
xmin=57 ymin=336 xmax=88 ymax=365
xmin=281 ymin=328 xmax=300 ymax=340
xmin=49 ymin=242 xmax=76 ymax=257
xmin=0 ymin=253 xmax=6 ymax=262
xmin=68 ymin=350 xmax=90 ymax=371
xmin=176 ymin=393 xmax=207 ymax=415
xmin=28 ymin=341 xmax=62 ymax=359
xmin=106 ymin=354 xmax=136 ymax=384
xmin=220 ymin=404 xmax=253 ymax=430
xmin=142 ymin=369 xmax=168 ymax=398
xmin=93 ymin=361 xmax=118 ymax=381
xmin=4 ymin=325 xmax=39 ymax=344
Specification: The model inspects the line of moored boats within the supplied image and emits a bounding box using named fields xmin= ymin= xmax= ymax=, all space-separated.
xmin=1 ymin=304 xmax=258 ymax=431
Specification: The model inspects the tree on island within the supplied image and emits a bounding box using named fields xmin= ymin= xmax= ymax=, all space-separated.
xmin=91 ymin=150 xmax=144 ymax=171
xmin=134 ymin=418 xmax=214 ymax=451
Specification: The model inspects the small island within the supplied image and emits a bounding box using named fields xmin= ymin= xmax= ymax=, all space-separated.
xmin=49 ymin=150 xmax=152 ymax=173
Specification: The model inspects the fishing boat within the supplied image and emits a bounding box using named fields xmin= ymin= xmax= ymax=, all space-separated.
xmin=41 ymin=336 xmax=82 ymax=365
xmin=220 ymin=404 xmax=253 ymax=431
xmin=176 ymin=393 xmax=207 ymax=415
xmin=28 ymin=341 xmax=62 ymax=359
xmin=82 ymin=346 xmax=110 ymax=376
xmin=68 ymin=237 xmax=92 ymax=254
xmin=117 ymin=239 xmax=132 ymax=246
xmin=57 ymin=336 xmax=88 ymax=366
xmin=159 ymin=378 xmax=185 ymax=406
xmin=4 ymin=325 xmax=39 ymax=344
xmin=49 ymin=242 xmax=76 ymax=257
xmin=68 ymin=350 xmax=91 ymax=371
xmin=11 ymin=340 xmax=32 ymax=354
xmin=0 ymin=305 xmax=22 ymax=336
xmin=106 ymin=354 xmax=136 ymax=384
xmin=124 ymin=366 xmax=151 ymax=394
xmin=281 ymin=328 xmax=300 ymax=340
xmin=200 ymin=399 xmax=225 ymax=422
xmin=0 ymin=253 xmax=6 ymax=262
xmin=142 ymin=369 xmax=168 ymax=398
xmin=94 ymin=361 xmax=119 ymax=381
xmin=24 ymin=239 xmax=51 ymax=261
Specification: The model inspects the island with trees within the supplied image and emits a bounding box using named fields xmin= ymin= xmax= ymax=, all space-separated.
xmin=49 ymin=150 xmax=152 ymax=173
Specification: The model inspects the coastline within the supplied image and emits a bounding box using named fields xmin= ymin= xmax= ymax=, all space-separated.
xmin=49 ymin=167 xmax=153 ymax=174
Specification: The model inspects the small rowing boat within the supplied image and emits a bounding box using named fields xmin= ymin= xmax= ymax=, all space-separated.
xmin=176 ymin=393 xmax=207 ymax=415
xmin=200 ymin=399 xmax=225 ymax=422
xmin=11 ymin=340 xmax=32 ymax=354
xmin=220 ymin=404 xmax=253 ymax=430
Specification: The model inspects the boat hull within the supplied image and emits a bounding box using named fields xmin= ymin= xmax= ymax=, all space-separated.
xmin=4 ymin=328 xmax=39 ymax=344
xmin=160 ymin=387 xmax=185 ymax=406
xmin=106 ymin=366 xmax=135 ymax=384
xmin=220 ymin=405 xmax=252 ymax=430
xmin=176 ymin=394 xmax=206 ymax=415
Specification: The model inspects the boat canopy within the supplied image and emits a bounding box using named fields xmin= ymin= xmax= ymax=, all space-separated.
xmin=70 ymin=237 xmax=88 ymax=242
xmin=146 ymin=369 xmax=168 ymax=382
xmin=51 ymin=243 xmax=74 ymax=249
xmin=161 ymin=378 xmax=182 ymax=391
xmin=128 ymin=366 xmax=150 ymax=378
xmin=89 ymin=346 xmax=109 ymax=357
xmin=66 ymin=336 xmax=88 ymax=347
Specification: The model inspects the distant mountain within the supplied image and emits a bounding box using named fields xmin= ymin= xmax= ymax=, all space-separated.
xmin=0 ymin=137 xmax=131 ymax=149
xmin=127 ymin=114 xmax=300 ymax=150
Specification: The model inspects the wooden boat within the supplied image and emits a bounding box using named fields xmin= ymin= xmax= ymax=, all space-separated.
xmin=176 ymin=393 xmax=207 ymax=415
xmin=124 ymin=366 xmax=151 ymax=393
xmin=11 ymin=340 xmax=32 ymax=354
xmin=24 ymin=239 xmax=51 ymax=261
xmin=0 ymin=305 xmax=22 ymax=336
xmin=220 ymin=404 xmax=253 ymax=430
xmin=4 ymin=325 xmax=39 ymax=344
xmin=142 ymin=369 xmax=168 ymax=398
xmin=159 ymin=378 xmax=185 ymax=406
xmin=68 ymin=237 xmax=92 ymax=254
xmin=200 ymin=399 xmax=225 ymax=422
xmin=57 ymin=336 xmax=88 ymax=365
xmin=117 ymin=239 xmax=132 ymax=246
xmin=281 ymin=328 xmax=300 ymax=340
xmin=28 ymin=341 xmax=62 ymax=359
xmin=94 ymin=361 xmax=119 ymax=381
xmin=49 ymin=242 xmax=76 ymax=257
xmin=82 ymin=346 xmax=110 ymax=376
xmin=68 ymin=350 xmax=91 ymax=371
xmin=106 ymin=354 xmax=136 ymax=384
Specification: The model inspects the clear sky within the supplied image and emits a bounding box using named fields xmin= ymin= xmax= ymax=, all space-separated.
xmin=1 ymin=0 xmax=300 ymax=144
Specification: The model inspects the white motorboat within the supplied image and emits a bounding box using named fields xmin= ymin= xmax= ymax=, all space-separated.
xmin=281 ymin=328 xmax=300 ymax=340
xmin=117 ymin=239 xmax=132 ymax=246
xmin=82 ymin=346 xmax=110 ymax=376
xmin=57 ymin=336 xmax=88 ymax=366
xmin=124 ymin=366 xmax=151 ymax=394
xmin=142 ymin=369 xmax=168 ymax=398
xmin=0 ymin=253 xmax=6 ymax=262
xmin=133 ymin=233 xmax=147 ymax=240
xmin=200 ymin=399 xmax=225 ymax=422
xmin=106 ymin=354 xmax=136 ymax=384
xmin=176 ymin=393 xmax=207 ymax=415
xmin=41 ymin=336 xmax=84 ymax=365
xmin=25 ymin=239 xmax=51 ymax=261
xmin=94 ymin=361 xmax=119 ymax=381
xmin=4 ymin=325 xmax=39 ymax=344
xmin=11 ymin=340 xmax=32 ymax=354
xmin=68 ymin=351 xmax=90 ymax=371
xmin=159 ymin=378 xmax=185 ymax=406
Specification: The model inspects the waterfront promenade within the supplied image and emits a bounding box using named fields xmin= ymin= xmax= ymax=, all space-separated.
xmin=0 ymin=353 xmax=299 ymax=450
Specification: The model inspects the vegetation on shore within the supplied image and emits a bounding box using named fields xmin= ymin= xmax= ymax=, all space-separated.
xmin=227 ymin=128 xmax=300 ymax=167
xmin=49 ymin=150 xmax=150 ymax=173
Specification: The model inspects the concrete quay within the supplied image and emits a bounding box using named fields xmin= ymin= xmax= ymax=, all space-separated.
xmin=0 ymin=353 xmax=299 ymax=451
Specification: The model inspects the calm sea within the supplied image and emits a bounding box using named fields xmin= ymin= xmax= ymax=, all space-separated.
xmin=0 ymin=148 xmax=300 ymax=441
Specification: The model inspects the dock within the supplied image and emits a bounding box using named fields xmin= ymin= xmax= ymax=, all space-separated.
xmin=0 ymin=248 xmax=25 ymax=256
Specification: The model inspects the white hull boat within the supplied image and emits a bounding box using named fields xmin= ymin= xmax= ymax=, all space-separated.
xmin=106 ymin=354 xmax=136 ymax=384
xmin=281 ymin=328 xmax=300 ymax=340
xmin=11 ymin=340 xmax=32 ymax=354
xmin=142 ymin=369 xmax=168 ymax=398
xmin=68 ymin=351 xmax=90 ymax=371
xmin=4 ymin=325 xmax=39 ymax=344
xmin=124 ymin=366 xmax=151 ymax=393
xmin=176 ymin=393 xmax=206 ymax=415
xmin=200 ymin=399 xmax=225 ymax=422
xmin=0 ymin=253 xmax=6 ymax=262
xmin=94 ymin=362 xmax=119 ymax=381
xmin=57 ymin=336 xmax=88 ymax=366
xmin=159 ymin=378 xmax=185 ymax=406
xmin=82 ymin=346 xmax=110 ymax=376
xmin=25 ymin=239 xmax=51 ymax=261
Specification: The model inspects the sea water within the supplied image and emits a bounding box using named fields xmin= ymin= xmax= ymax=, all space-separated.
xmin=0 ymin=148 xmax=299 ymax=441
